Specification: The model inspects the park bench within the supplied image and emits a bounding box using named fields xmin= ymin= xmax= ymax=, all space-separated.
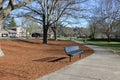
xmin=64 ymin=46 xmax=84 ymax=62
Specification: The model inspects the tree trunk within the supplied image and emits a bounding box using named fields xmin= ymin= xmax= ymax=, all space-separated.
xmin=51 ymin=27 xmax=57 ymax=40
xmin=107 ymin=35 xmax=111 ymax=42
xmin=90 ymin=33 xmax=95 ymax=40
xmin=42 ymin=14 xmax=48 ymax=44
xmin=43 ymin=26 xmax=48 ymax=44
xmin=53 ymin=30 xmax=57 ymax=40
xmin=106 ymin=34 xmax=111 ymax=42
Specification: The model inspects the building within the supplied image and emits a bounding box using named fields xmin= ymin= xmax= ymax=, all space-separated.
xmin=0 ymin=27 xmax=26 ymax=38
xmin=0 ymin=29 xmax=9 ymax=37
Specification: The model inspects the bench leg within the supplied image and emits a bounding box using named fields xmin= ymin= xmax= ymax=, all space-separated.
xmin=79 ymin=54 xmax=81 ymax=58
xmin=69 ymin=56 xmax=72 ymax=62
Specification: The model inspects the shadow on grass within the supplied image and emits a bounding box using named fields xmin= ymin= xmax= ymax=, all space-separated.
xmin=33 ymin=57 xmax=67 ymax=62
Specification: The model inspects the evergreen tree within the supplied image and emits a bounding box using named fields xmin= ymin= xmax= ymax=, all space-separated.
xmin=9 ymin=17 xmax=17 ymax=27
xmin=3 ymin=16 xmax=17 ymax=28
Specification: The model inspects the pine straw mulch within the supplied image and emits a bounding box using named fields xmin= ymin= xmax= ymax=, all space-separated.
xmin=0 ymin=39 xmax=94 ymax=80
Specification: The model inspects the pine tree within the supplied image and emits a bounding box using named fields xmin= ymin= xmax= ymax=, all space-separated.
xmin=9 ymin=17 xmax=17 ymax=27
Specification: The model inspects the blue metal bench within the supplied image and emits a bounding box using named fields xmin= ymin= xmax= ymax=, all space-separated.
xmin=64 ymin=46 xmax=84 ymax=62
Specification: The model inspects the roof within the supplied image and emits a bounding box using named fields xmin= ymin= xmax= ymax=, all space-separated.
xmin=1 ymin=29 xmax=9 ymax=34
xmin=7 ymin=30 xmax=16 ymax=34
xmin=0 ymin=29 xmax=17 ymax=34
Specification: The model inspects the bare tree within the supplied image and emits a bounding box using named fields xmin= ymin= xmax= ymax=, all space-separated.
xmin=86 ymin=0 xmax=120 ymax=41
xmin=60 ymin=26 xmax=74 ymax=37
xmin=87 ymin=16 xmax=100 ymax=40
xmin=97 ymin=0 xmax=120 ymax=41
xmin=51 ymin=22 xmax=61 ymax=40
xmin=18 ymin=0 xmax=88 ymax=44
xmin=85 ymin=5 xmax=100 ymax=39
xmin=73 ymin=27 xmax=90 ymax=38
xmin=21 ymin=17 xmax=40 ymax=38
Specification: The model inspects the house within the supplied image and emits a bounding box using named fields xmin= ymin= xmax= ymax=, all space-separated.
xmin=0 ymin=29 xmax=9 ymax=37
xmin=7 ymin=29 xmax=17 ymax=38
xmin=11 ymin=27 xmax=26 ymax=37
xmin=0 ymin=27 xmax=26 ymax=38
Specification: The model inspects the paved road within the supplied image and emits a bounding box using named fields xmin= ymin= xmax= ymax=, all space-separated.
xmin=36 ymin=42 xmax=120 ymax=80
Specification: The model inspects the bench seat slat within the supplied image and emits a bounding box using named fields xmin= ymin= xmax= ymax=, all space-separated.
xmin=64 ymin=46 xmax=84 ymax=62
xmin=68 ymin=50 xmax=84 ymax=56
xmin=65 ymin=46 xmax=79 ymax=53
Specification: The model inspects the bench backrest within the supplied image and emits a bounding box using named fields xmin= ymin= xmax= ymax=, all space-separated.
xmin=65 ymin=46 xmax=80 ymax=53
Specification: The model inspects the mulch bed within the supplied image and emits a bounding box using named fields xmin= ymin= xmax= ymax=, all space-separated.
xmin=0 ymin=39 xmax=93 ymax=80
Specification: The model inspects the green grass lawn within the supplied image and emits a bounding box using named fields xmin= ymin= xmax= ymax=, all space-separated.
xmin=86 ymin=41 xmax=120 ymax=51
xmin=58 ymin=37 xmax=76 ymax=40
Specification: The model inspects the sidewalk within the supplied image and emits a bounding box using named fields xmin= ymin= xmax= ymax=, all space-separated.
xmin=36 ymin=42 xmax=120 ymax=80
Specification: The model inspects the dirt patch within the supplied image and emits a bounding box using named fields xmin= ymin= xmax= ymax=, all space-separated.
xmin=0 ymin=39 xmax=93 ymax=80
